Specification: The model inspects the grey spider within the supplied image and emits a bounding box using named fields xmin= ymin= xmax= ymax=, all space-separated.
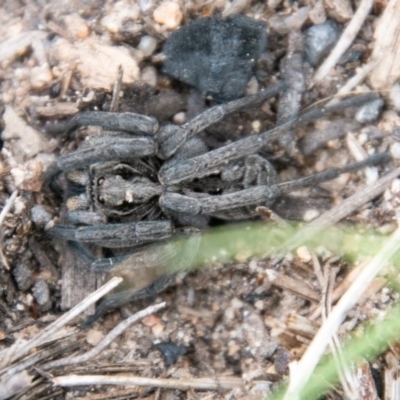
xmin=45 ymin=86 xmax=389 ymax=325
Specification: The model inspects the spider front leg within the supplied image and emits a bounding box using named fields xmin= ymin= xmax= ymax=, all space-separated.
xmin=46 ymin=111 xmax=159 ymax=135
xmin=49 ymin=220 xmax=174 ymax=248
xmin=159 ymin=93 xmax=380 ymax=186
xmin=156 ymin=82 xmax=285 ymax=159
xmin=45 ymin=136 xmax=156 ymax=184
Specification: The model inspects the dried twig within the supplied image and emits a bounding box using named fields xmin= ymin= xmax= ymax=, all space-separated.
xmin=1 ymin=277 xmax=122 ymax=368
xmin=280 ymin=166 xmax=400 ymax=253
xmin=42 ymin=302 xmax=166 ymax=370
xmin=313 ymin=0 xmax=374 ymax=83
xmin=52 ymin=374 xmax=265 ymax=391
xmin=0 ymin=190 xmax=17 ymax=227
xmin=284 ymin=221 xmax=400 ymax=399
xmin=265 ymin=269 xmax=320 ymax=302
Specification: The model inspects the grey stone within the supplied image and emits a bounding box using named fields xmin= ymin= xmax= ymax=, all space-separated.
xmin=32 ymin=280 xmax=51 ymax=310
xmin=31 ymin=205 xmax=52 ymax=227
xmin=12 ymin=262 xmax=35 ymax=291
xmin=355 ymin=98 xmax=384 ymax=123
xmin=304 ymin=20 xmax=341 ymax=67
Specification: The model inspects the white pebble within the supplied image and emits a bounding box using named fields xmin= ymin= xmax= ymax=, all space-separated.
xmin=173 ymin=111 xmax=186 ymax=125
xmin=101 ymin=2 xmax=140 ymax=33
xmin=30 ymin=66 xmax=53 ymax=90
xmin=138 ymin=36 xmax=158 ymax=57
xmin=153 ymin=2 xmax=182 ymax=29
xmin=141 ymin=66 xmax=157 ymax=86
xmin=390 ymin=83 xmax=400 ymax=111
xmin=390 ymin=142 xmax=400 ymax=159
xmin=86 ymin=329 xmax=104 ymax=346
xmin=303 ymin=209 xmax=320 ymax=222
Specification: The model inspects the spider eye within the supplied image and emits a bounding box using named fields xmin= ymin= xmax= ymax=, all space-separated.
xmin=97 ymin=195 xmax=105 ymax=204
xmin=97 ymin=177 xmax=104 ymax=186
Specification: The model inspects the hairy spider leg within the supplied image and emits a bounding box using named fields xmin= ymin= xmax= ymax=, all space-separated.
xmin=159 ymin=153 xmax=391 ymax=217
xmin=159 ymin=93 xmax=380 ymax=185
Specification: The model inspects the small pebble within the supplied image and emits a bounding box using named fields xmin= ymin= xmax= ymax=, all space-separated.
xmin=355 ymin=98 xmax=384 ymax=123
xmin=31 ymin=205 xmax=52 ymax=227
xmin=152 ymin=322 xmax=165 ymax=337
xmin=138 ymin=36 xmax=158 ymax=57
xmin=172 ymin=111 xmax=186 ymax=125
xmin=155 ymin=341 xmax=187 ymax=366
xmin=296 ymin=246 xmax=312 ymax=262
xmin=389 ymin=83 xmax=400 ymax=111
xmin=101 ymin=2 xmax=140 ymax=33
xmin=304 ymin=20 xmax=341 ymax=66
xmin=13 ymin=263 xmax=35 ymax=291
xmin=390 ymin=143 xmax=400 ymax=159
xmin=141 ymin=66 xmax=157 ymax=86
xmin=86 ymin=329 xmax=104 ymax=346
xmin=153 ymin=2 xmax=182 ymax=30
xmin=30 ymin=65 xmax=53 ymax=90
xmin=303 ymin=209 xmax=320 ymax=222
xmin=270 ymin=6 xmax=310 ymax=35
xmin=63 ymin=13 xmax=90 ymax=40
xmin=32 ymin=280 xmax=51 ymax=310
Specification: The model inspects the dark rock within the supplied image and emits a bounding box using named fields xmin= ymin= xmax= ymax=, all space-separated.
xmin=155 ymin=341 xmax=187 ymax=366
xmin=163 ymin=15 xmax=267 ymax=101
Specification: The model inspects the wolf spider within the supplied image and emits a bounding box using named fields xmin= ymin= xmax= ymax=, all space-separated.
xmin=45 ymin=84 xmax=389 ymax=325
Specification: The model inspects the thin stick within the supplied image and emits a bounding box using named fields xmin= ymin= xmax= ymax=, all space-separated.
xmin=4 ymin=277 xmax=122 ymax=367
xmin=110 ymin=65 xmax=123 ymax=112
xmin=0 ymin=190 xmax=17 ymax=227
xmin=42 ymin=302 xmax=166 ymax=370
xmin=329 ymin=59 xmax=381 ymax=103
xmin=280 ymin=166 xmax=400 ymax=253
xmin=284 ymin=222 xmax=400 ymax=399
xmin=313 ymin=0 xmax=374 ymax=83
xmin=52 ymin=374 xmax=262 ymax=391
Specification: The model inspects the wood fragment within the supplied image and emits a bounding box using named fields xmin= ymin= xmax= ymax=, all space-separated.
xmin=357 ymin=361 xmax=379 ymax=400
xmin=384 ymin=352 xmax=400 ymax=400
xmin=265 ymin=269 xmax=320 ymax=302
xmin=52 ymin=374 xmax=268 ymax=392
xmin=35 ymin=103 xmax=79 ymax=118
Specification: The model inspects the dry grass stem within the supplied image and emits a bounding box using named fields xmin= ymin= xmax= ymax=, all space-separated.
xmin=2 ymin=276 xmax=122 ymax=368
xmin=265 ymin=269 xmax=320 ymax=302
xmin=42 ymin=302 xmax=166 ymax=370
xmin=281 ymin=166 xmax=400 ymax=254
xmin=0 ymin=190 xmax=17 ymax=227
xmin=284 ymin=221 xmax=400 ymax=399
xmin=313 ymin=0 xmax=374 ymax=83
xmin=52 ymin=374 xmax=265 ymax=391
